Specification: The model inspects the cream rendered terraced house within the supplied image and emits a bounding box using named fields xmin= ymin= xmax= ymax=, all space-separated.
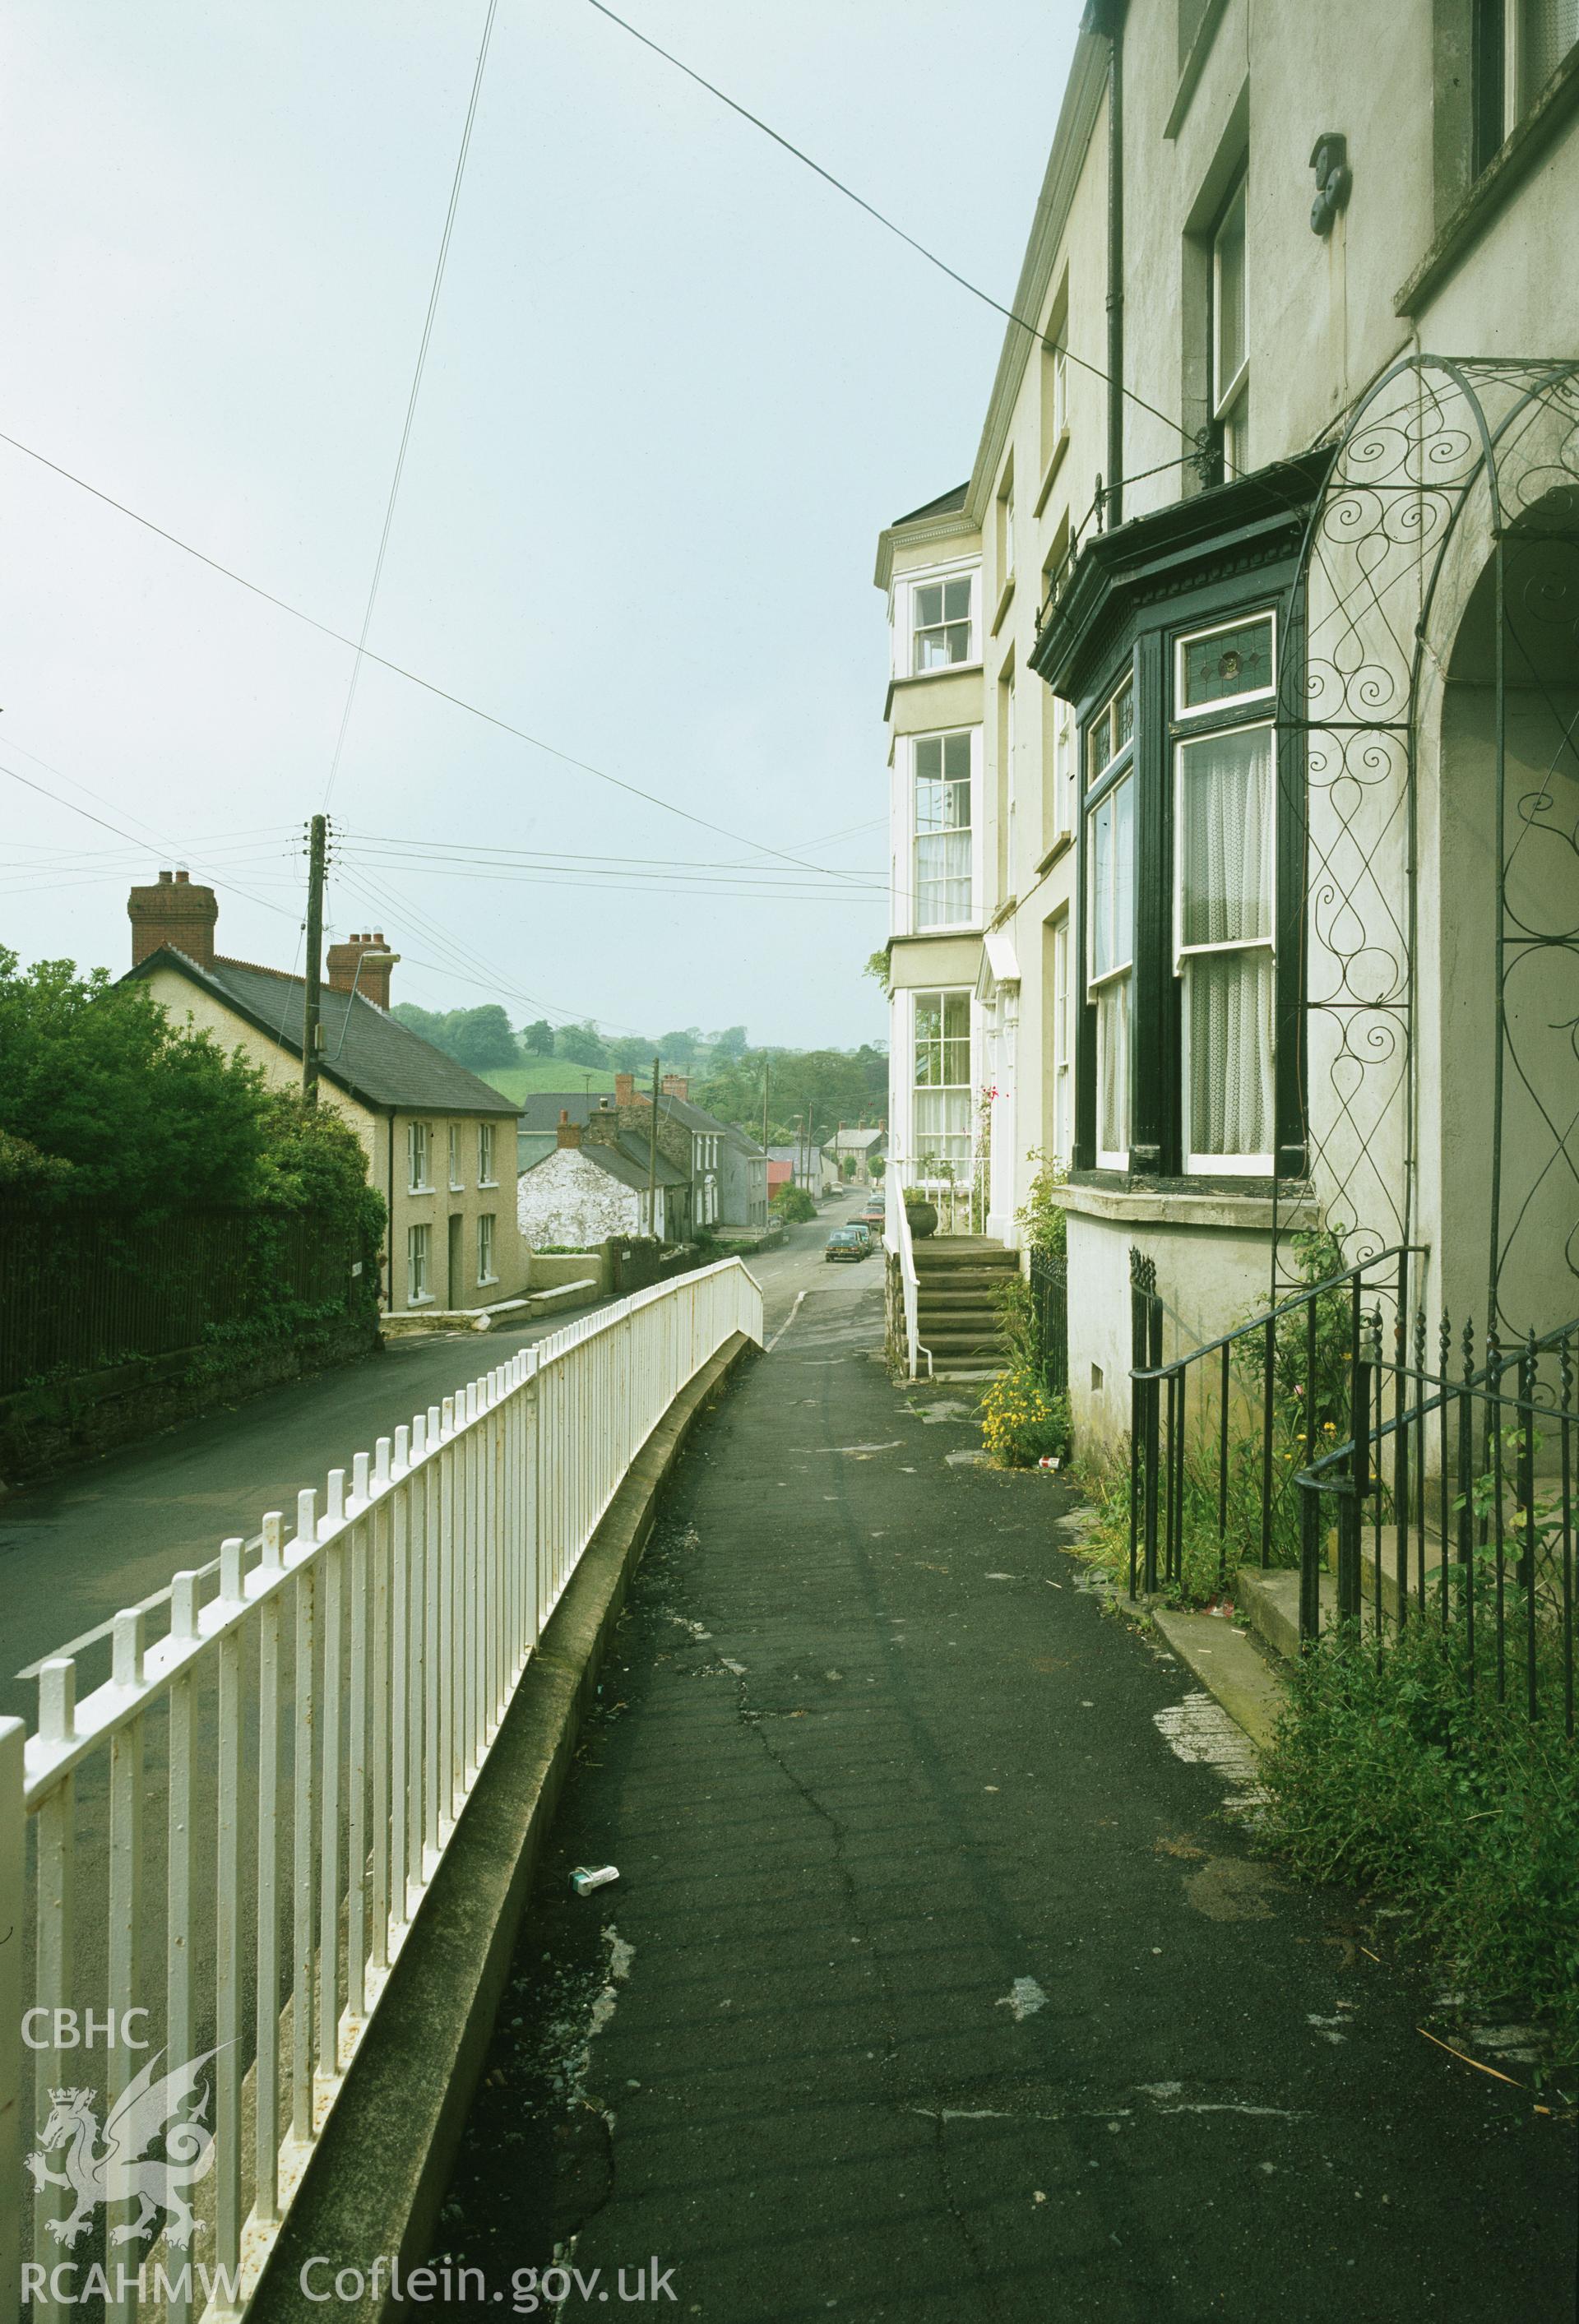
xmin=878 ymin=0 xmax=1579 ymax=1442
xmin=123 ymin=870 xmax=526 ymax=1316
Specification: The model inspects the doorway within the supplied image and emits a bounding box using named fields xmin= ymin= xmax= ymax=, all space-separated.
xmin=447 ymin=1211 xmax=463 ymax=1308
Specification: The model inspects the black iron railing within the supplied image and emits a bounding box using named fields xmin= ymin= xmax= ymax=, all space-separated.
xmin=1294 ymin=1311 xmax=1578 ymax=1732
xmin=1128 ymin=1243 xmax=1424 ymax=1605
xmin=1029 ymin=1247 xmax=1068 ymax=1396
xmin=1128 ymin=1243 xmax=1579 ymax=1736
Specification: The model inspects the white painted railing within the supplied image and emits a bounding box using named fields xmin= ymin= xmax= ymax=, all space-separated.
xmin=885 ymin=1168 xmax=931 ymax=1381
xmin=0 ymin=1259 xmax=762 ymax=2324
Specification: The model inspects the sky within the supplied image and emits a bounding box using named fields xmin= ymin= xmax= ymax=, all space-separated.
xmin=1 ymin=1 xmax=1080 ymax=1050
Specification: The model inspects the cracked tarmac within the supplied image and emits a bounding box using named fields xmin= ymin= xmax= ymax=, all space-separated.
xmin=430 ymin=1275 xmax=1575 ymax=2320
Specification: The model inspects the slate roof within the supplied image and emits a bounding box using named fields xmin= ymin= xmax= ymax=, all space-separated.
xmin=517 ymin=1089 xmax=758 ymax=1150
xmin=891 ymin=482 xmax=970 ymax=525
xmin=128 ymin=947 xmax=519 ymax=1117
xmin=581 ymin=1137 xmax=686 ymax=1193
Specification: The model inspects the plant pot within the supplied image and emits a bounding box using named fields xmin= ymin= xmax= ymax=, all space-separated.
xmin=905 ymin=1200 xmax=938 ymax=1238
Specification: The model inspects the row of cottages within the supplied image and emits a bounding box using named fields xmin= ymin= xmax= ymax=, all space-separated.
xmin=125 ymin=872 xmax=526 ymax=1316
xmin=825 ymin=1125 xmax=888 ymax=1185
xmin=878 ymin=0 xmax=1579 ymax=1441
xmin=516 ymin=1075 xmax=769 ymax=1249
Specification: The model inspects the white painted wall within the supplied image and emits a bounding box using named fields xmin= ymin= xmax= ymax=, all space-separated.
xmin=516 ymin=1150 xmax=655 ymax=1251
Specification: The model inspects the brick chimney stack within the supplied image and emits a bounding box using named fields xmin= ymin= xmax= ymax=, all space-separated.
xmin=127 ymin=868 xmax=219 ymax=972
xmin=326 ymin=930 xmax=399 ymax=1011
xmin=556 ymin=1109 xmax=582 ymax=1150
xmin=584 ymin=1099 xmax=620 ymax=1148
xmin=614 ymin=1072 xmax=637 ymax=1104
xmin=662 ymin=1073 xmax=689 ymax=1102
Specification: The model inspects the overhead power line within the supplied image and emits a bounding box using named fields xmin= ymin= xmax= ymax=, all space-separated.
xmin=0 ymin=427 xmax=874 ymax=890
xmin=580 ymin=0 xmax=1191 ymax=449
xmin=322 ymin=0 xmax=498 ymax=809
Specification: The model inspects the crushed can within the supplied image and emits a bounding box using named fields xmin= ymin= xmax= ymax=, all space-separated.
xmin=570 ymin=1864 xmax=619 ymax=1896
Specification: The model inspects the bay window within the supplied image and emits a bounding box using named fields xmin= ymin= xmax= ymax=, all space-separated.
xmin=913 ymin=730 xmax=973 ymax=929
xmin=912 ymin=989 xmax=972 ymax=1169
xmin=1031 ymin=450 xmax=1321 ymax=1192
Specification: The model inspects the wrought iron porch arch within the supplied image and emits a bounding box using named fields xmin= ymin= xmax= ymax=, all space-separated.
xmin=1273 ymin=353 xmax=1579 ymax=1334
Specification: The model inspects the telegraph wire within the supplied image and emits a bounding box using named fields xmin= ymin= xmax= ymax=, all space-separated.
xmin=0 ymin=426 xmax=877 ymax=889
xmin=580 ymin=0 xmax=1192 ymax=450
xmin=321 ymin=0 xmax=498 ymax=811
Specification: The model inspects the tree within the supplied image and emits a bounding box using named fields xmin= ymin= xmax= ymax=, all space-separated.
xmin=711 ymin=1025 xmax=748 ymax=1060
xmin=0 ymin=951 xmax=269 ymax=1214
xmin=521 ymin=1017 xmax=555 ymax=1057
xmin=609 ymin=1035 xmax=655 ymax=1074
xmin=556 ymin=1019 xmax=609 ymax=1068
xmin=447 ymin=1005 xmax=518 ymax=1071
xmin=656 ymin=1025 xmax=701 ymax=1069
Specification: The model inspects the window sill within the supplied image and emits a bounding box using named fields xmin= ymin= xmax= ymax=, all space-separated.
xmin=1032 ymin=430 xmax=1070 ymax=519
xmin=477 ymin=1274 xmax=499 ymax=1288
xmin=1061 ymin=1174 xmax=1320 ymax=1232
xmin=479 ymin=1178 xmax=498 ymax=1189
xmin=1396 ymin=46 xmax=1579 ymax=316
xmin=989 ymin=575 xmax=1016 ymax=638
xmin=448 ymin=1182 xmax=464 ymax=1193
xmin=407 ymin=1294 xmax=435 ymax=1308
xmin=1034 ymin=832 xmax=1074 ymax=876
xmin=409 ymin=1184 xmax=435 ymax=1197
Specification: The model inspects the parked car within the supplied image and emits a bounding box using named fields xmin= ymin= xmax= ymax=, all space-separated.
xmin=824 ymin=1225 xmax=868 ymax=1264
xmin=860 ymin=1197 xmax=885 ymax=1236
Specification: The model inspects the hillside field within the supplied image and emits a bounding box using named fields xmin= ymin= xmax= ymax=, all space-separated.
xmin=479 ymin=1060 xmax=619 ymax=1104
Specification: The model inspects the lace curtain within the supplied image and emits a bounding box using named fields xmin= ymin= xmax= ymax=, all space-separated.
xmin=1178 ymin=725 xmax=1274 ymax=1157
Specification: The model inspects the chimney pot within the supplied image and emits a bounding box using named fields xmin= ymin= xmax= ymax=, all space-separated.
xmin=326 ymin=929 xmax=399 ymax=1010
xmin=128 ymin=869 xmax=219 ymax=971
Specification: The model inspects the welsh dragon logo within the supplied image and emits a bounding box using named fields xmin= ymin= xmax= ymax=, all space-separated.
xmin=25 ymin=2048 xmax=221 ymax=2250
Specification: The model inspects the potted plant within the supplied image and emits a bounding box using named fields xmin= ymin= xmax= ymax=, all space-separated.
xmin=903 ymin=1185 xmax=938 ymax=1238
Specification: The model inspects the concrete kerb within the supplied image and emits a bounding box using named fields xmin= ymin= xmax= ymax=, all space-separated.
xmin=248 ymin=1331 xmax=757 ymax=2324
xmin=1097 ymin=1579 xmax=1288 ymax=1758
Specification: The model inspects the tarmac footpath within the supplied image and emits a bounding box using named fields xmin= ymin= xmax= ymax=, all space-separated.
xmin=432 ymin=1275 xmax=1575 ymax=2322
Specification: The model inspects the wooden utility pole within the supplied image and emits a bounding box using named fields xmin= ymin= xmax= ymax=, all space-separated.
xmin=302 ymin=812 xmax=327 ymax=1104
xmin=647 ymin=1053 xmax=660 ymax=1238
xmin=761 ymin=1057 xmax=770 ymax=1154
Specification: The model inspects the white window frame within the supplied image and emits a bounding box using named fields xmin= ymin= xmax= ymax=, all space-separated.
xmin=901 ymin=563 xmax=979 ymax=678
xmin=1211 ymin=174 xmax=1248 ymax=475
xmin=408 ymin=1119 xmax=432 ymax=1194
xmin=407 ymin=1220 xmax=432 ymax=1305
xmin=1085 ymin=668 xmax=1136 ymax=1173
xmin=1086 ymin=775 xmax=1135 ymax=1174
xmin=476 ymin=1211 xmax=497 ymax=1285
xmin=909 ymin=987 xmax=974 ymax=1175
xmin=996 ymin=461 xmax=1015 ymax=586
xmin=1174 ymin=610 xmax=1277 ymax=720
xmin=1053 ymin=697 xmax=1077 ymax=838
xmin=907 ymin=726 xmax=980 ymax=935
xmin=1050 ymin=911 xmax=1073 ymax=1169
xmin=1173 ymin=715 xmax=1277 ymax=1177
xmin=447 ymin=1123 xmax=461 ymax=1190
xmin=478 ymin=1120 xmax=497 ymax=1186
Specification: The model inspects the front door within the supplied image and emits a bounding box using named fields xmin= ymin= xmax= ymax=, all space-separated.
xmin=447 ymin=1212 xmax=463 ymax=1308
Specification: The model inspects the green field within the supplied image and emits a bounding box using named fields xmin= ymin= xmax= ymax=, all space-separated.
xmin=480 ymin=1060 xmax=618 ymax=1104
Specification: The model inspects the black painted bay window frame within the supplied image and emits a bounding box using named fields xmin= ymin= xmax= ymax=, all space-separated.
xmin=1030 ymin=460 xmax=1327 ymax=1190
